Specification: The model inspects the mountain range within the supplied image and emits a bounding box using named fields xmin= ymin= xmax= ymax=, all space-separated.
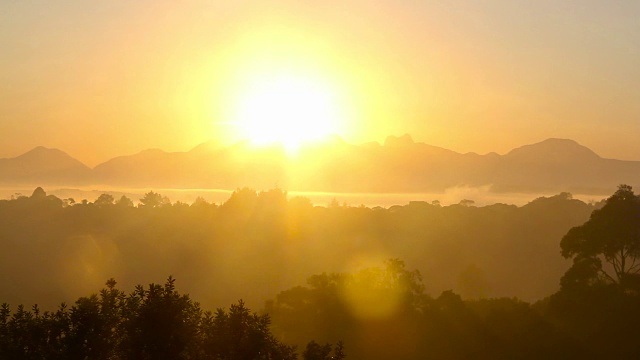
xmin=1 ymin=136 xmax=638 ymax=194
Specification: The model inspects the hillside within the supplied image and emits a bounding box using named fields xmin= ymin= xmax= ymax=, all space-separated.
xmin=2 ymin=137 xmax=639 ymax=194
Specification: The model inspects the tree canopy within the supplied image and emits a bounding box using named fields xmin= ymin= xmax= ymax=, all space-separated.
xmin=0 ymin=278 xmax=342 ymax=360
xmin=560 ymin=184 xmax=640 ymax=290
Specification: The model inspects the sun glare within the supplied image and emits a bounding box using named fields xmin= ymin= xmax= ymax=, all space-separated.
xmin=230 ymin=73 xmax=343 ymax=152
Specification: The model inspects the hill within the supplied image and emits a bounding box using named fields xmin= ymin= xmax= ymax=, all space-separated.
xmin=0 ymin=147 xmax=92 ymax=185
xmin=2 ymin=137 xmax=639 ymax=194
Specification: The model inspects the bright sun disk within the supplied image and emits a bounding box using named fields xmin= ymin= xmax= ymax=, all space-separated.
xmin=231 ymin=73 xmax=342 ymax=152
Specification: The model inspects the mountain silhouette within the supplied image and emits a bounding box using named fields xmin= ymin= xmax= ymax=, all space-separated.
xmin=1 ymin=138 xmax=638 ymax=194
xmin=505 ymin=138 xmax=600 ymax=163
xmin=92 ymin=148 xmax=184 ymax=186
xmin=384 ymin=133 xmax=415 ymax=147
xmin=491 ymin=138 xmax=630 ymax=193
xmin=0 ymin=146 xmax=91 ymax=185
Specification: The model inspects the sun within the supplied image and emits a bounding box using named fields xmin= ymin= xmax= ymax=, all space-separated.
xmin=230 ymin=72 xmax=343 ymax=152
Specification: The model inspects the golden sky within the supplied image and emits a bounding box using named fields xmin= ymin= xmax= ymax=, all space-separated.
xmin=1 ymin=0 xmax=639 ymax=166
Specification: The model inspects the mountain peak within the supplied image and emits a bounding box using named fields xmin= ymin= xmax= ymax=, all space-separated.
xmin=16 ymin=146 xmax=82 ymax=163
xmin=189 ymin=140 xmax=222 ymax=154
xmin=20 ymin=146 xmax=58 ymax=156
xmin=0 ymin=146 xmax=90 ymax=182
xmin=506 ymin=138 xmax=600 ymax=161
xmin=28 ymin=145 xmax=50 ymax=152
xmin=384 ymin=134 xmax=415 ymax=147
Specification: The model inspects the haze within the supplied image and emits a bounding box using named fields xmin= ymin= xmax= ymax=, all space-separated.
xmin=2 ymin=1 xmax=640 ymax=166
xmin=2 ymin=2 xmax=640 ymax=359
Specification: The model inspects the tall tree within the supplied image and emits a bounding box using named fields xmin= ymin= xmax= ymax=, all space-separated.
xmin=561 ymin=185 xmax=640 ymax=289
xmin=94 ymin=194 xmax=115 ymax=207
xmin=138 ymin=191 xmax=167 ymax=209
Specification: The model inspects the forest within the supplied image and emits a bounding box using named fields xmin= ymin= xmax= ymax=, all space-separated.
xmin=1 ymin=185 xmax=639 ymax=358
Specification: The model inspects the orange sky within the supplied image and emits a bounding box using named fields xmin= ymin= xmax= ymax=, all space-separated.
xmin=1 ymin=1 xmax=639 ymax=166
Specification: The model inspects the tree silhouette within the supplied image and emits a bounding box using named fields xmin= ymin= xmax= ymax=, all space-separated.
xmin=301 ymin=340 xmax=346 ymax=360
xmin=0 ymin=277 xmax=319 ymax=359
xmin=561 ymin=184 xmax=640 ymax=289
xmin=302 ymin=341 xmax=331 ymax=360
xmin=31 ymin=187 xmax=46 ymax=199
xmin=220 ymin=187 xmax=258 ymax=218
xmin=201 ymin=299 xmax=297 ymax=360
xmin=138 ymin=191 xmax=167 ymax=209
xmin=116 ymin=195 xmax=134 ymax=207
xmin=94 ymin=193 xmax=115 ymax=207
xmin=458 ymin=199 xmax=475 ymax=207
xmin=266 ymin=259 xmax=423 ymax=359
xmin=122 ymin=276 xmax=202 ymax=359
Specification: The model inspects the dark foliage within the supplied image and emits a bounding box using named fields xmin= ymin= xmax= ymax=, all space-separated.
xmin=0 ymin=278 xmax=320 ymax=360
xmin=561 ymin=184 xmax=640 ymax=290
xmin=266 ymin=260 xmax=587 ymax=360
xmin=3 ymin=186 xmax=640 ymax=359
xmin=0 ymin=187 xmax=595 ymax=312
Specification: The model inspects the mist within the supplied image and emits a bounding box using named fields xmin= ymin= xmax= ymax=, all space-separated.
xmin=0 ymin=185 xmax=606 ymax=208
xmin=0 ymin=187 xmax=596 ymax=310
